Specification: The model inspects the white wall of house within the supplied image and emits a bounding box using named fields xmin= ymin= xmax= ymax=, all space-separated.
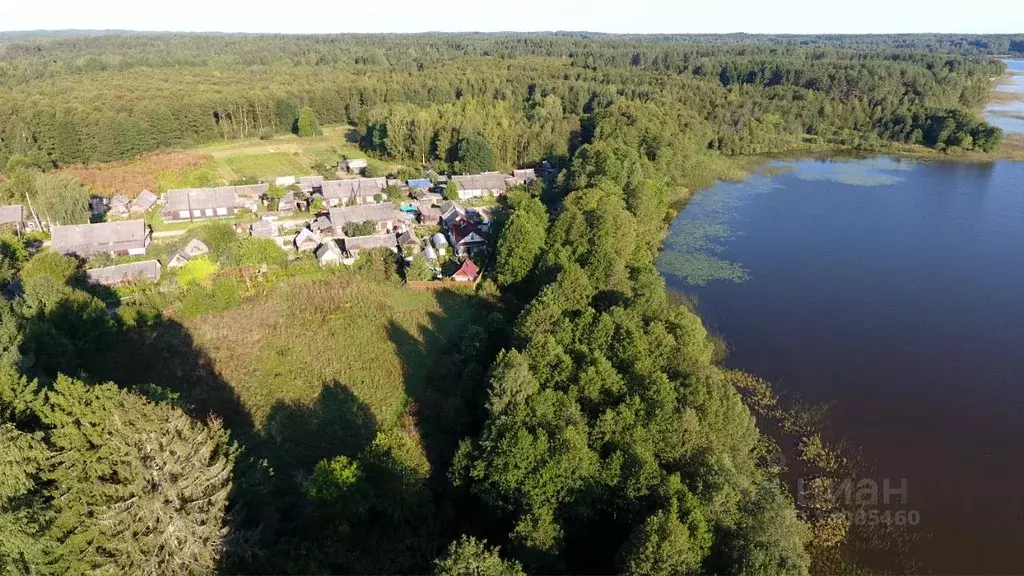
xmin=127 ymin=247 xmax=147 ymax=256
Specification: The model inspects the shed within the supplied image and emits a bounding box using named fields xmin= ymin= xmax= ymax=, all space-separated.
xmin=109 ymin=194 xmax=131 ymax=216
xmin=250 ymin=220 xmax=276 ymax=238
xmin=167 ymin=250 xmax=192 ymax=269
xmin=315 ymin=240 xmax=345 ymax=265
xmin=451 ymin=258 xmax=479 ymax=282
xmin=339 ymin=158 xmax=368 ymax=173
xmin=131 ymin=189 xmax=159 ymax=214
xmin=86 ymin=260 xmax=162 ymax=287
xmin=0 ymin=204 xmax=25 ymax=232
xmin=183 ymin=238 xmax=209 ymax=257
xmin=294 ymin=228 xmax=320 ymax=251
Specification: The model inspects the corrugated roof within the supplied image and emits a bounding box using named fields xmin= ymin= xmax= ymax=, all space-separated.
xmin=0 ymin=204 xmax=24 ymax=224
xmin=342 ymin=234 xmax=398 ymax=252
xmin=321 ymin=178 xmax=388 ymax=200
xmin=86 ymin=260 xmax=161 ymax=286
xmin=328 ymin=204 xmax=407 ymax=226
xmin=51 ymin=220 xmax=149 ymax=255
xmin=451 ymin=173 xmax=512 ymax=192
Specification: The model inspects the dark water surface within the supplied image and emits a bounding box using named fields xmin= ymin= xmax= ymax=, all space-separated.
xmin=659 ymin=157 xmax=1024 ymax=573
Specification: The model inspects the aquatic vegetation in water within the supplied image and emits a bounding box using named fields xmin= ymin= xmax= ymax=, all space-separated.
xmin=657 ymin=177 xmax=774 ymax=285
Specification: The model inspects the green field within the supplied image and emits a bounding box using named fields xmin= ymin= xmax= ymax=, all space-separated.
xmin=222 ymin=152 xmax=310 ymax=180
xmin=196 ymin=124 xmax=383 ymax=181
xmin=170 ymin=273 xmax=494 ymax=473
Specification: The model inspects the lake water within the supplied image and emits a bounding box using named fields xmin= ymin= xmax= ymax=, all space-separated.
xmin=986 ymin=59 xmax=1024 ymax=135
xmin=659 ymin=157 xmax=1024 ymax=573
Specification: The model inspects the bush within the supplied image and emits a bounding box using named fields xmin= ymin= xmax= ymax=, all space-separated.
xmin=176 ymin=256 xmax=218 ymax=288
xmin=226 ymin=237 xmax=287 ymax=268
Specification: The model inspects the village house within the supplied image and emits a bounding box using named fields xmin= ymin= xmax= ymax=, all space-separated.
xmin=162 ymin=184 xmax=268 ymax=221
xmin=130 ymin=189 xmax=159 ymax=214
xmin=418 ymin=204 xmax=443 ymax=225
xmin=451 ymin=258 xmax=480 ymax=282
xmin=86 ymin=260 xmax=162 ymax=287
xmin=320 ymin=178 xmax=388 ymax=207
xmin=250 ymin=220 xmax=276 ymax=238
xmin=512 ymin=168 xmax=537 ymax=186
xmin=311 ymin=215 xmax=332 ymax=235
xmin=411 ymin=188 xmax=443 ymax=204
xmin=163 ymin=188 xmax=236 ymax=221
xmin=109 ymin=194 xmax=131 ymax=218
xmin=450 ymin=173 xmax=512 ymax=200
xmin=339 ymin=158 xmax=368 ymax=174
xmin=440 ymin=201 xmax=466 ymax=227
xmin=167 ymin=251 xmax=191 ymax=269
xmin=315 ymin=240 xmax=345 ymax=265
xmin=448 ymin=217 xmax=487 ymax=257
xmin=299 ymin=175 xmax=324 ymax=194
xmin=294 ymin=228 xmax=320 ymax=251
xmin=51 ymin=220 xmax=151 ymax=257
xmin=278 ymin=191 xmax=298 ymax=213
xmin=183 ymin=238 xmax=209 ymax=257
xmin=327 ymin=204 xmax=410 ymax=236
xmin=341 ymin=234 xmax=399 ymax=260
xmin=0 ymin=205 xmax=25 ymax=234
xmin=396 ymin=230 xmax=421 ymax=257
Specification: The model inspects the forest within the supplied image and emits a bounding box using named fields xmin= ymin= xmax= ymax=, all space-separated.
xmin=0 ymin=32 xmax=1014 ymax=170
xmin=0 ymin=32 xmax=1017 ymax=575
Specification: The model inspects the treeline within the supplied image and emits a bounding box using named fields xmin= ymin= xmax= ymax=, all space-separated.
xmin=451 ymin=100 xmax=814 ymax=573
xmin=0 ymin=33 xmax=1009 ymax=168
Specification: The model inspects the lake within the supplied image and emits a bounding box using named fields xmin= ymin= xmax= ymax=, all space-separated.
xmin=986 ymin=59 xmax=1024 ymax=135
xmin=659 ymin=157 xmax=1024 ymax=573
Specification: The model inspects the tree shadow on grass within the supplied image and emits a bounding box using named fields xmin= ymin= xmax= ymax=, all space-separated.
xmin=386 ymin=287 xmax=509 ymax=549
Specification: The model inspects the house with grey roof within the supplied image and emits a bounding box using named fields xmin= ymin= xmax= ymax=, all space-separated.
xmin=294 ymin=228 xmax=320 ymax=252
xmin=250 ymin=220 xmax=276 ymax=238
xmin=397 ymin=230 xmax=421 ymax=256
xmin=512 ymin=169 xmax=537 ymax=185
xmin=341 ymin=234 xmax=399 ymax=259
xmin=339 ymin=158 xmax=368 ymax=174
xmin=321 ymin=178 xmax=388 ymax=207
xmin=167 ymin=251 xmax=192 ymax=269
xmin=315 ymin=239 xmax=345 ymax=266
xmin=440 ymin=201 xmax=466 ymax=227
xmin=278 ymin=191 xmax=298 ymax=213
xmin=51 ymin=220 xmax=151 ymax=257
xmin=311 ymin=215 xmax=333 ymax=235
xmin=450 ymin=173 xmax=513 ymax=200
xmin=86 ymin=260 xmax=162 ymax=287
xmin=0 ymin=205 xmax=25 ymax=233
xmin=327 ymin=204 xmax=410 ymax=236
xmin=162 ymin=188 xmax=237 ymax=221
xmin=109 ymin=194 xmax=131 ymax=217
xmin=130 ymin=189 xmax=159 ymax=214
xmin=183 ymin=238 xmax=209 ymax=257
xmin=299 ymin=176 xmax=324 ymax=194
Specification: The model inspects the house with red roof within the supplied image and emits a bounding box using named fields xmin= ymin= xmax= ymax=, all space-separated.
xmin=451 ymin=258 xmax=479 ymax=282
xmin=448 ymin=217 xmax=487 ymax=257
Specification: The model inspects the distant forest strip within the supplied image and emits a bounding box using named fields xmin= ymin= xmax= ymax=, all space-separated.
xmin=0 ymin=33 xmax=1016 ymax=169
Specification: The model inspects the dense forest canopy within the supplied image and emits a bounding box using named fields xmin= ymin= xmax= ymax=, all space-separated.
xmin=0 ymin=32 xmax=1014 ymax=169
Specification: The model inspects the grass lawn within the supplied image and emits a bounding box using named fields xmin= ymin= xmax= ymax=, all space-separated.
xmin=222 ymin=152 xmax=310 ymax=181
xmin=171 ymin=273 xmax=494 ymax=474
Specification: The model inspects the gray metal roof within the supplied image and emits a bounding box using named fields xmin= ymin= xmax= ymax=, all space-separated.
xmin=451 ymin=173 xmax=512 ymax=192
xmin=0 ymin=204 xmax=24 ymax=225
xmin=133 ymin=189 xmax=159 ymax=211
xmin=342 ymin=234 xmax=398 ymax=252
xmin=328 ymin=204 xmax=407 ymax=226
xmin=86 ymin=260 xmax=161 ymax=286
xmin=321 ymin=178 xmax=388 ymax=200
xmin=51 ymin=220 xmax=149 ymax=255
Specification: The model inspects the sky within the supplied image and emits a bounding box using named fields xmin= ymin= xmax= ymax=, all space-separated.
xmin=1 ymin=0 xmax=1021 ymax=35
